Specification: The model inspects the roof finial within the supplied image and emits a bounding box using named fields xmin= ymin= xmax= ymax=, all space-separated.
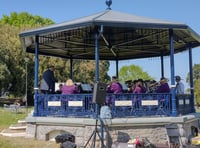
xmin=105 ymin=0 xmax=112 ymax=10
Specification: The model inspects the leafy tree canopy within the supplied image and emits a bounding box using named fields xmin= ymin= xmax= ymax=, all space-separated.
xmin=118 ymin=64 xmax=154 ymax=83
xmin=0 ymin=12 xmax=54 ymax=98
xmin=0 ymin=12 xmax=110 ymax=101
xmin=0 ymin=12 xmax=54 ymax=27
xmin=186 ymin=64 xmax=200 ymax=104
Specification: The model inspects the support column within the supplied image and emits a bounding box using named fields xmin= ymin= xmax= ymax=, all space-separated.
xmin=116 ymin=60 xmax=119 ymax=78
xmin=34 ymin=35 xmax=39 ymax=116
xmin=161 ymin=52 xmax=164 ymax=78
xmin=70 ymin=58 xmax=73 ymax=79
xmin=169 ymin=29 xmax=177 ymax=116
xmin=189 ymin=45 xmax=195 ymax=112
xmin=95 ymin=32 xmax=100 ymax=82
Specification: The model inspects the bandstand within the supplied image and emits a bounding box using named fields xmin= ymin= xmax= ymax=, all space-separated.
xmin=19 ymin=1 xmax=200 ymax=147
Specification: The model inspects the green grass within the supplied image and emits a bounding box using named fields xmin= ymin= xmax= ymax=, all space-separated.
xmin=0 ymin=107 xmax=28 ymax=131
xmin=196 ymin=109 xmax=200 ymax=113
xmin=0 ymin=107 xmax=59 ymax=148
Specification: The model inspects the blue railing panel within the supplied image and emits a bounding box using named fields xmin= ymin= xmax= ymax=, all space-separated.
xmin=35 ymin=94 xmax=94 ymax=117
xmin=34 ymin=93 xmax=193 ymax=117
xmin=176 ymin=94 xmax=193 ymax=115
xmin=109 ymin=93 xmax=171 ymax=117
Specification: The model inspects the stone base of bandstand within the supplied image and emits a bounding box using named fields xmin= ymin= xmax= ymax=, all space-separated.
xmin=25 ymin=113 xmax=200 ymax=147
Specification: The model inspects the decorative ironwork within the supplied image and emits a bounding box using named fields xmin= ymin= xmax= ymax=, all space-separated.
xmin=32 ymin=93 xmax=194 ymax=117
xmin=105 ymin=0 xmax=112 ymax=10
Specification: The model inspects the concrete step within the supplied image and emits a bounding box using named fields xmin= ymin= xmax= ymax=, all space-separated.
xmin=18 ymin=120 xmax=26 ymax=124
xmin=0 ymin=128 xmax=26 ymax=137
xmin=9 ymin=120 xmax=27 ymax=130
xmin=0 ymin=120 xmax=27 ymax=137
xmin=9 ymin=124 xmax=27 ymax=130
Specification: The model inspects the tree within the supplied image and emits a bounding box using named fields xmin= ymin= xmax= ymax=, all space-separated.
xmin=38 ymin=58 xmax=110 ymax=84
xmin=0 ymin=12 xmax=54 ymax=27
xmin=0 ymin=24 xmax=23 ymax=96
xmin=0 ymin=12 xmax=111 ymax=100
xmin=118 ymin=65 xmax=154 ymax=83
xmin=0 ymin=12 xmax=54 ymax=98
xmin=186 ymin=64 xmax=200 ymax=104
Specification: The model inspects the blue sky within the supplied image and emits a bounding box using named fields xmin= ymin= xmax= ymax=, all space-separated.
xmin=1 ymin=0 xmax=200 ymax=86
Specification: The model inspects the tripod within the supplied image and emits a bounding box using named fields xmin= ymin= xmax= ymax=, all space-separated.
xmin=84 ymin=105 xmax=106 ymax=148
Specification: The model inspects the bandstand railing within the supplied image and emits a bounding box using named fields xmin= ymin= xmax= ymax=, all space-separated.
xmin=33 ymin=93 xmax=193 ymax=118
xmin=176 ymin=94 xmax=194 ymax=115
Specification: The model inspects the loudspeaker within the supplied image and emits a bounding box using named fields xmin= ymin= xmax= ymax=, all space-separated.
xmin=92 ymin=82 xmax=106 ymax=104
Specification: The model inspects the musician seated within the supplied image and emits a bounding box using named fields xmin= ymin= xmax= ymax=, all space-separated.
xmin=156 ymin=77 xmax=170 ymax=93
xmin=61 ymin=79 xmax=80 ymax=94
xmin=148 ymin=80 xmax=158 ymax=93
xmin=107 ymin=76 xmax=123 ymax=94
xmin=132 ymin=79 xmax=146 ymax=93
xmin=106 ymin=76 xmax=123 ymax=106
xmin=125 ymin=80 xmax=133 ymax=93
xmin=55 ymin=83 xmax=63 ymax=94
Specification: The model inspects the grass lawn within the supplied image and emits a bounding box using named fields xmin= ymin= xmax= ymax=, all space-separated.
xmin=0 ymin=107 xmax=59 ymax=148
xmin=1 ymin=106 xmax=199 ymax=148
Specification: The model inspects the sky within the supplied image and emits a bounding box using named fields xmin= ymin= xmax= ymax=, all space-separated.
xmin=1 ymin=0 xmax=200 ymax=87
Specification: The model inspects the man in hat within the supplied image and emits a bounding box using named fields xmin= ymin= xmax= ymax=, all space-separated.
xmin=175 ymin=75 xmax=184 ymax=94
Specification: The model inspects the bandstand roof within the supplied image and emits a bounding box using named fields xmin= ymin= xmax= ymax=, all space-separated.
xmin=19 ymin=9 xmax=200 ymax=60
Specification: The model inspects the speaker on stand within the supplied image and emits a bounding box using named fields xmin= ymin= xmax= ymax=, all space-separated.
xmin=92 ymin=82 xmax=106 ymax=105
xmin=84 ymin=82 xmax=107 ymax=148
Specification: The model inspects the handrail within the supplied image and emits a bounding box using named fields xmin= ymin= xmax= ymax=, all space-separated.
xmin=33 ymin=93 xmax=193 ymax=117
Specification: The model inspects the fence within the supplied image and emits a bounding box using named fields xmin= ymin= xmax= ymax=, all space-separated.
xmin=33 ymin=93 xmax=193 ymax=117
